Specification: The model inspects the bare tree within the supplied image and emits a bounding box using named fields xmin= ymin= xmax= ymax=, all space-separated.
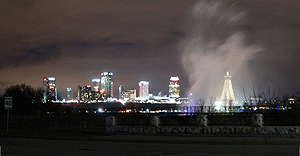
xmin=209 ymin=97 xmax=216 ymax=113
xmin=4 ymin=84 xmax=43 ymax=115
xmin=195 ymin=99 xmax=205 ymax=113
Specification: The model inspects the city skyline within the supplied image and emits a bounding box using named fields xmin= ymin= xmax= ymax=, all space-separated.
xmin=1 ymin=0 xmax=300 ymax=101
xmin=64 ymin=74 xmax=182 ymax=100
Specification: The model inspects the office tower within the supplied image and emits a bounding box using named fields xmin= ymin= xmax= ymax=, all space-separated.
xmin=77 ymin=86 xmax=82 ymax=101
xmin=92 ymin=79 xmax=100 ymax=92
xmin=127 ymin=89 xmax=136 ymax=101
xmin=78 ymin=85 xmax=92 ymax=102
xmin=169 ymin=76 xmax=180 ymax=98
xmin=123 ymin=89 xmax=136 ymax=101
xmin=220 ymin=72 xmax=236 ymax=106
xmin=101 ymin=72 xmax=113 ymax=98
xmin=119 ymin=85 xmax=125 ymax=99
xmin=43 ymin=77 xmax=57 ymax=103
xmin=67 ymin=88 xmax=73 ymax=100
xmin=139 ymin=81 xmax=149 ymax=99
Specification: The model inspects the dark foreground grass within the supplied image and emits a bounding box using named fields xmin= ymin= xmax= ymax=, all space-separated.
xmin=0 ymin=127 xmax=106 ymax=138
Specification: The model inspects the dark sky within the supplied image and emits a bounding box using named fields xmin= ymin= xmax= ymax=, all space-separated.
xmin=1 ymin=0 xmax=300 ymax=102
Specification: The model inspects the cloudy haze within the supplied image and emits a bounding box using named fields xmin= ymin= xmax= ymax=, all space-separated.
xmin=0 ymin=0 xmax=300 ymax=101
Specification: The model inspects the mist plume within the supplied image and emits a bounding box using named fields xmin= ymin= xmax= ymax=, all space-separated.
xmin=179 ymin=0 xmax=262 ymax=103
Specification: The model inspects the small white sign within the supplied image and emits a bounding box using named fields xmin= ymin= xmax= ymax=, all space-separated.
xmin=4 ymin=97 xmax=13 ymax=110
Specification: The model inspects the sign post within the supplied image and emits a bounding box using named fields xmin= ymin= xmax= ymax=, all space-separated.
xmin=4 ymin=97 xmax=13 ymax=132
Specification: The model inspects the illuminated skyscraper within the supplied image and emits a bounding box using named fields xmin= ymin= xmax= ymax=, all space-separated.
xmin=91 ymin=79 xmax=101 ymax=101
xmin=43 ymin=77 xmax=57 ymax=103
xmin=169 ymin=76 xmax=180 ymax=98
xmin=101 ymin=72 xmax=113 ymax=98
xmin=67 ymin=88 xmax=73 ymax=100
xmin=77 ymin=86 xmax=82 ymax=101
xmin=78 ymin=85 xmax=92 ymax=102
xmin=92 ymin=79 xmax=100 ymax=92
xmin=127 ymin=89 xmax=136 ymax=101
xmin=139 ymin=81 xmax=149 ymax=99
xmin=119 ymin=85 xmax=125 ymax=99
xmin=220 ymin=72 xmax=236 ymax=106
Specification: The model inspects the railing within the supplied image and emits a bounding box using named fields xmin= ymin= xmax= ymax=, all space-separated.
xmin=1 ymin=110 xmax=300 ymax=131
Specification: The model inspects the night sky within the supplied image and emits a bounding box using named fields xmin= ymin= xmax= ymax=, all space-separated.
xmin=1 ymin=0 xmax=300 ymax=102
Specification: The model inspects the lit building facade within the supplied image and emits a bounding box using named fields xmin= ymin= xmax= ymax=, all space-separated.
xmin=169 ymin=76 xmax=180 ymax=98
xmin=77 ymin=86 xmax=82 ymax=101
xmin=119 ymin=85 xmax=125 ymax=99
xmin=43 ymin=77 xmax=57 ymax=103
xmin=92 ymin=79 xmax=102 ymax=101
xmin=67 ymin=88 xmax=73 ymax=100
xmin=78 ymin=85 xmax=92 ymax=102
xmin=139 ymin=81 xmax=149 ymax=99
xmin=101 ymin=72 xmax=113 ymax=98
xmin=92 ymin=79 xmax=100 ymax=92
xmin=119 ymin=85 xmax=136 ymax=101
xmin=127 ymin=89 xmax=136 ymax=101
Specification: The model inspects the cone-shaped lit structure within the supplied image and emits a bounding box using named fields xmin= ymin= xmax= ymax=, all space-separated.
xmin=220 ymin=72 xmax=236 ymax=106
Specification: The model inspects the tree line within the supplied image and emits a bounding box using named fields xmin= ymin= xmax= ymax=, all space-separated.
xmin=0 ymin=84 xmax=60 ymax=115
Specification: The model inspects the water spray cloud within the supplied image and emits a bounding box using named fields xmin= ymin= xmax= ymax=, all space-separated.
xmin=180 ymin=0 xmax=262 ymax=102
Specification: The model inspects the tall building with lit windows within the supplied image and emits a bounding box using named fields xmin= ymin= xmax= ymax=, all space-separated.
xmin=77 ymin=85 xmax=92 ymax=102
xmin=127 ymin=89 xmax=136 ymax=101
xmin=119 ymin=85 xmax=125 ymax=99
xmin=92 ymin=79 xmax=100 ymax=92
xmin=43 ymin=77 xmax=57 ymax=103
xmin=101 ymin=72 xmax=113 ymax=98
xmin=169 ymin=76 xmax=180 ymax=98
xmin=67 ymin=88 xmax=73 ymax=100
xmin=77 ymin=86 xmax=82 ymax=101
xmin=139 ymin=81 xmax=149 ymax=99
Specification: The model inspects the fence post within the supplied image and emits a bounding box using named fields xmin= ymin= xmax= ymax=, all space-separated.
xmin=197 ymin=114 xmax=208 ymax=127
xmin=105 ymin=116 xmax=116 ymax=134
xmin=252 ymin=114 xmax=263 ymax=127
xmin=150 ymin=115 xmax=160 ymax=127
xmin=80 ymin=121 xmax=87 ymax=128
xmin=50 ymin=121 xmax=57 ymax=129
